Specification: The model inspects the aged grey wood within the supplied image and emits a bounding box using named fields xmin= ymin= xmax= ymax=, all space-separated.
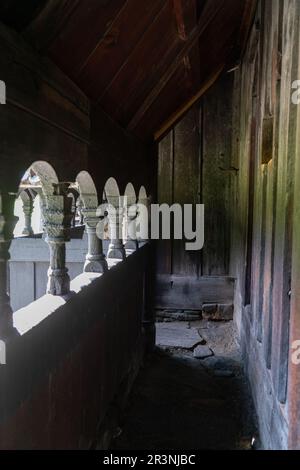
xmin=156 ymin=275 xmax=235 ymax=309
xmin=0 ymin=192 xmax=18 ymax=339
xmin=157 ymin=131 xmax=173 ymax=275
xmin=202 ymin=74 xmax=233 ymax=276
xmin=173 ymin=106 xmax=200 ymax=277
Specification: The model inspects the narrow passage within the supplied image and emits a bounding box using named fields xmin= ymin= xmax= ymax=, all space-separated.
xmin=113 ymin=320 xmax=258 ymax=450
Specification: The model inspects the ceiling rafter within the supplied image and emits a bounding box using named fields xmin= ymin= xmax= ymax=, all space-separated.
xmin=154 ymin=65 xmax=224 ymax=141
xmin=126 ymin=0 xmax=225 ymax=132
xmin=172 ymin=0 xmax=188 ymax=40
xmin=24 ymin=0 xmax=81 ymax=52
xmin=6 ymin=0 xmax=258 ymax=142
xmin=75 ymin=0 xmax=131 ymax=78
xmin=96 ymin=0 xmax=168 ymax=104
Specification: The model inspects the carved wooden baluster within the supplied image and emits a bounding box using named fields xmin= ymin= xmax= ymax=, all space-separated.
xmin=81 ymin=207 xmax=108 ymax=273
xmin=43 ymin=184 xmax=72 ymax=296
xmin=0 ymin=192 xmax=18 ymax=339
xmin=107 ymin=199 xmax=126 ymax=260
xmin=124 ymin=201 xmax=138 ymax=253
xmin=20 ymin=190 xmax=34 ymax=236
xmin=137 ymin=195 xmax=150 ymax=244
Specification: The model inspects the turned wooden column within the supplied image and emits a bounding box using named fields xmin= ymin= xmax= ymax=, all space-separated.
xmin=137 ymin=196 xmax=150 ymax=244
xmin=20 ymin=191 xmax=34 ymax=236
xmin=123 ymin=202 xmax=138 ymax=253
xmin=0 ymin=192 xmax=18 ymax=339
xmin=43 ymin=184 xmax=72 ymax=296
xmin=81 ymin=208 xmax=108 ymax=273
xmin=107 ymin=200 xmax=126 ymax=260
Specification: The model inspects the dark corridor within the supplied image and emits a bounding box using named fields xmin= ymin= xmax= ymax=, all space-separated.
xmin=113 ymin=321 xmax=258 ymax=450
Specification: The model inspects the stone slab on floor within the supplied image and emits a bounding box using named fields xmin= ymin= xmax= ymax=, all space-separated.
xmin=193 ymin=345 xmax=213 ymax=359
xmin=113 ymin=348 xmax=258 ymax=450
xmin=202 ymin=356 xmax=241 ymax=377
xmin=156 ymin=322 xmax=202 ymax=350
xmin=196 ymin=320 xmax=240 ymax=358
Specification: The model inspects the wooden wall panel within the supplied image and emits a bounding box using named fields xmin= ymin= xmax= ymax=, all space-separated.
xmin=157 ymin=131 xmax=174 ymax=275
xmin=270 ymin=0 xmax=297 ymax=404
xmin=0 ymin=21 xmax=89 ymax=191
xmin=230 ymin=0 xmax=300 ymax=449
xmin=156 ymin=275 xmax=234 ymax=309
xmin=0 ymin=19 xmax=152 ymax=198
xmin=172 ymin=106 xmax=200 ymax=277
xmin=202 ymin=74 xmax=233 ymax=275
xmin=156 ymin=76 xmax=234 ymax=309
xmin=288 ymin=3 xmax=300 ymax=445
xmin=0 ymin=103 xmax=88 ymax=190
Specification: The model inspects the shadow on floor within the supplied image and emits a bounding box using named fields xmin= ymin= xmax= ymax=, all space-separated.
xmin=113 ymin=321 xmax=258 ymax=450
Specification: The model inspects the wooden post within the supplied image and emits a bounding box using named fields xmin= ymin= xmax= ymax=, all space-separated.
xmin=81 ymin=208 xmax=108 ymax=273
xmin=124 ymin=203 xmax=138 ymax=253
xmin=19 ymin=190 xmax=34 ymax=236
xmin=43 ymin=184 xmax=72 ymax=296
xmin=107 ymin=200 xmax=126 ymax=261
xmin=0 ymin=192 xmax=18 ymax=339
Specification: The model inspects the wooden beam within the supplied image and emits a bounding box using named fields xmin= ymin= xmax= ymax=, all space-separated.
xmin=154 ymin=65 xmax=224 ymax=141
xmin=24 ymin=0 xmax=81 ymax=51
xmin=156 ymin=275 xmax=235 ymax=309
xmin=127 ymin=0 xmax=225 ymax=132
xmin=236 ymin=0 xmax=258 ymax=60
xmin=96 ymin=1 xmax=168 ymax=103
xmin=172 ymin=0 xmax=187 ymax=40
xmin=76 ymin=0 xmax=131 ymax=78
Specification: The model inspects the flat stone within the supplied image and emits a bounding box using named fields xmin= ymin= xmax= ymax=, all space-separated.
xmin=201 ymin=303 xmax=234 ymax=321
xmin=202 ymin=356 xmax=239 ymax=378
xmin=213 ymin=370 xmax=235 ymax=378
xmin=193 ymin=345 xmax=213 ymax=359
xmin=217 ymin=304 xmax=234 ymax=320
xmin=156 ymin=322 xmax=202 ymax=350
xmin=202 ymin=304 xmax=218 ymax=320
xmin=200 ymin=321 xmax=239 ymax=358
xmin=164 ymin=309 xmax=184 ymax=314
xmin=202 ymin=304 xmax=217 ymax=314
xmin=183 ymin=310 xmax=201 ymax=317
xmin=157 ymin=310 xmax=200 ymax=322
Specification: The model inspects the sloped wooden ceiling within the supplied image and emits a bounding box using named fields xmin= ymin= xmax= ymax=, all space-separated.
xmin=0 ymin=0 xmax=256 ymax=142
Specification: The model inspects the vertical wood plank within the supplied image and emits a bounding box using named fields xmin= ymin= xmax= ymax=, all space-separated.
xmin=271 ymin=0 xmax=297 ymax=403
xmin=157 ymin=131 xmax=174 ymax=274
xmin=262 ymin=0 xmax=281 ymax=368
xmin=172 ymin=105 xmax=200 ymax=277
xmin=288 ymin=0 xmax=300 ymax=444
xmin=202 ymin=74 xmax=233 ymax=275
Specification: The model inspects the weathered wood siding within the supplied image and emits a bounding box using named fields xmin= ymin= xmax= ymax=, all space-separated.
xmin=156 ymin=74 xmax=234 ymax=309
xmin=0 ymin=20 xmax=153 ymax=195
xmin=0 ymin=21 xmax=89 ymax=192
xmin=230 ymin=0 xmax=300 ymax=450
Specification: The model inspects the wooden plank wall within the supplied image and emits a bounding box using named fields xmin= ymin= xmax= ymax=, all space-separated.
xmin=231 ymin=0 xmax=300 ymax=449
xmin=156 ymin=74 xmax=235 ymax=309
xmin=0 ymin=21 xmax=90 ymax=192
xmin=0 ymin=20 xmax=153 ymax=196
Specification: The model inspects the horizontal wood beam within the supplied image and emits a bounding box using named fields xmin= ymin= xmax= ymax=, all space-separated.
xmin=127 ymin=0 xmax=225 ymax=132
xmin=156 ymin=275 xmax=235 ymax=309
